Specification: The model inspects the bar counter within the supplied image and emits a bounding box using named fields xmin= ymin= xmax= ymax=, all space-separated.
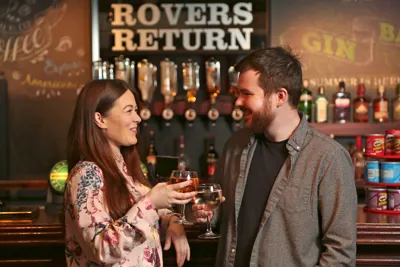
xmin=0 ymin=205 xmax=399 ymax=267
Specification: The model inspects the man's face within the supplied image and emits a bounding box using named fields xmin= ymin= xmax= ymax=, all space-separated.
xmin=235 ymin=69 xmax=276 ymax=133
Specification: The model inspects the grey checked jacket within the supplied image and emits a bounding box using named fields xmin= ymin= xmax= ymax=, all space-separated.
xmin=213 ymin=114 xmax=357 ymax=267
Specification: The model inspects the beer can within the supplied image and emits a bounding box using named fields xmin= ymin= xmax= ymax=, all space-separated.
xmin=381 ymin=162 xmax=400 ymax=183
xmin=394 ymin=135 xmax=400 ymax=155
xmin=385 ymin=130 xmax=400 ymax=155
xmin=365 ymin=161 xmax=380 ymax=182
xmin=366 ymin=187 xmax=387 ymax=210
xmin=388 ymin=188 xmax=400 ymax=210
xmin=365 ymin=134 xmax=384 ymax=156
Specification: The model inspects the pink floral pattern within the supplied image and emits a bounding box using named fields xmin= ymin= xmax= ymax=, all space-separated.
xmin=64 ymin=160 xmax=171 ymax=267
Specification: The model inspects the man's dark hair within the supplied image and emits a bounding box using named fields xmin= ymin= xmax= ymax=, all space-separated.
xmin=235 ymin=46 xmax=303 ymax=108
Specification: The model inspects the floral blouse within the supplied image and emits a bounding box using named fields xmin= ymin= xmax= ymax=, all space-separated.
xmin=64 ymin=158 xmax=173 ymax=267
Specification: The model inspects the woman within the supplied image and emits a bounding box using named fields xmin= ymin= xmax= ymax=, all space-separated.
xmin=64 ymin=79 xmax=196 ymax=267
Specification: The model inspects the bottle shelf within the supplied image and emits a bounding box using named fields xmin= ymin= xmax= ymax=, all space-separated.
xmin=364 ymin=182 xmax=400 ymax=187
xmin=310 ymin=122 xmax=400 ymax=137
xmin=363 ymin=207 xmax=400 ymax=215
xmin=143 ymin=102 xmax=400 ymax=132
xmin=142 ymin=99 xmax=234 ymax=117
xmin=364 ymin=154 xmax=400 ymax=160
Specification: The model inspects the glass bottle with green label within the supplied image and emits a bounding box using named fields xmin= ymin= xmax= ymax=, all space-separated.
xmin=315 ymin=86 xmax=328 ymax=123
xmin=299 ymin=80 xmax=313 ymax=122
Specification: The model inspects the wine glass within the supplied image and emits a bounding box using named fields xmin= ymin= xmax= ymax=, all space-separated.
xmin=196 ymin=183 xmax=222 ymax=239
xmin=169 ymin=170 xmax=199 ymax=225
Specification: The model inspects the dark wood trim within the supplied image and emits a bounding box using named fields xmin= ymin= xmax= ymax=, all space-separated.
xmin=0 ymin=259 xmax=53 ymax=263
xmin=357 ymin=224 xmax=400 ymax=244
xmin=0 ymin=180 xmax=48 ymax=190
xmin=310 ymin=122 xmax=400 ymax=137
xmin=356 ymin=256 xmax=400 ymax=266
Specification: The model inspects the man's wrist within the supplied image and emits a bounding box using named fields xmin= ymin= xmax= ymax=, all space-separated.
xmin=168 ymin=214 xmax=180 ymax=226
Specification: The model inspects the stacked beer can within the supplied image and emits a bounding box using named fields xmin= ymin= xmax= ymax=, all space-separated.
xmin=365 ymin=130 xmax=400 ymax=212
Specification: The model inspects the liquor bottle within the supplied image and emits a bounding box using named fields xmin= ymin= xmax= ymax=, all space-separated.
xmin=351 ymin=135 xmax=365 ymax=181
xmin=207 ymin=134 xmax=219 ymax=178
xmin=333 ymin=81 xmax=351 ymax=123
xmin=299 ymin=80 xmax=313 ymax=122
xmin=146 ymin=131 xmax=157 ymax=166
xmin=353 ymin=83 xmax=370 ymax=123
xmin=392 ymin=84 xmax=400 ymax=122
xmin=177 ymin=135 xmax=190 ymax=171
xmin=373 ymin=85 xmax=389 ymax=123
xmin=314 ymin=86 xmax=328 ymax=123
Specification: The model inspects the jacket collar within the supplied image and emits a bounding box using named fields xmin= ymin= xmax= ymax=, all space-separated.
xmin=286 ymin=113 xmax=309 ymax=154
xmin=247 ymin=113 xmax=310 ymax=155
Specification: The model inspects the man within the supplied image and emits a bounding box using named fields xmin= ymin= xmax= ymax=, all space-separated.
xmin=193 ymin=47 xmax=357 ymax=267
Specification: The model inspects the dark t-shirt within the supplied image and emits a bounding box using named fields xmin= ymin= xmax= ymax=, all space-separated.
xmin=234 ymin=135 xmax=288 ymax=267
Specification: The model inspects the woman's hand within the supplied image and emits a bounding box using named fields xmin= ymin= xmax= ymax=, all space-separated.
xmin=164 ymin=216 xmax=190 ymax=267
xmin=147 ymin=181 xmax=197 ymax=210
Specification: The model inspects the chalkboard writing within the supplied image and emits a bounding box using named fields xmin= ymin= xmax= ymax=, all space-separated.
xmin=0 ymin=0 xmax=91 ymax=179
xmin=271 ymin=0 xmax=400 ymax=87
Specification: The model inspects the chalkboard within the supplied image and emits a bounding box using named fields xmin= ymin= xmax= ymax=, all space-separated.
xmin=0 ymin=0 xmax=91 ymax=179
xmin=271 ymin=0 xmax=400 ymax=89
xmin=0 ymin=75 xmax=8 ymax=179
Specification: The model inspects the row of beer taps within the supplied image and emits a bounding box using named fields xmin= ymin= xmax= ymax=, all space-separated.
xmin=92 ymin=56 xmax=243 ymax=127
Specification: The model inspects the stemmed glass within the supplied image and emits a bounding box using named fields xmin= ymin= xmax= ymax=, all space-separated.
xmin=196 ymin=183 xmax=222 ymax=239
xmin=169 ymin=170 xmax=199 ymax=225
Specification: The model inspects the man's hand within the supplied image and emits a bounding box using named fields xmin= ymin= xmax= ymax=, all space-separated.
xmin=192 ymin=197 xmax=225 ymax=223
xmin=164 ymin=216 xmax=190 ymax=267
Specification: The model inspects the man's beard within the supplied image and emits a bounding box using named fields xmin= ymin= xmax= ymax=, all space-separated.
xmin=248 ymin=98 xmax=275 ymax=133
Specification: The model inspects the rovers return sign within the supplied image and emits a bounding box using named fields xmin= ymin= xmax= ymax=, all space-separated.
xmin=110 ymin=3 xmax=254 ymax=51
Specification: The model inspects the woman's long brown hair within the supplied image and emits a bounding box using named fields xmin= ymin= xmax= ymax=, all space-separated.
xmin=67 ymin=79 xmax=150 ymax=220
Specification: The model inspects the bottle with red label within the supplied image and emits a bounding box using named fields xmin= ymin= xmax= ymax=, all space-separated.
xmin=333 ymin=81 xmax=351 ymax=123
xmin=177 ymin=135 xmax=191 ymax=171
xmin=351 ymin=136 xmax=365 ymax=181
xmin=353 ymin=83 xmax=370 ymax=123
xmin=207 ymin=134 xmax=218 ymax=178
xmin=392 ymin=84 xmax=400 ymax=122
xmin=146 ymin=130 xmax=157 ymax=166
xmin=373 ymin=85 xmax=389 ymax=123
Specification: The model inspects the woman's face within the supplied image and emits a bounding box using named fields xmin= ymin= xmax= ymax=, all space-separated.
xmin=97 ymin=90 xmax=141 ymax=153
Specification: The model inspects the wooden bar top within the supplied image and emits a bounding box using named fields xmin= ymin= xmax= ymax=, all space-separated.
xmin=1 ymin=205 xmax=400 ymax=266
xmin=0 ymin=204 xmax=398 ymax=231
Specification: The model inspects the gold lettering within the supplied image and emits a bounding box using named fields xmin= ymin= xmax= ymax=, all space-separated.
xmin=335 ymin=38 xmax=356 ymax=61
xmin=21 ymin=73 xmax=32 ymax=85
xmin=301 ymin=31 xmax=356 ymax=62
xmin=322 ymin=34 xmax=334 ymax=55
xmin=380 ymin=22 xmax=395 ymax=42
xmin=302 ymin=31 xmax=321 ymax=52
xmin=21 ymin=73 xmax=80 ymax=89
